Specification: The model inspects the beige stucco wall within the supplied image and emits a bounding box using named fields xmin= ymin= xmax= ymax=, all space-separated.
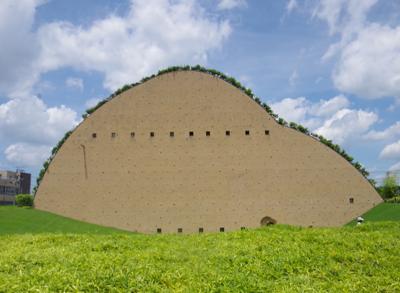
xmin=34 ymin=71 xmax=382 ymax=233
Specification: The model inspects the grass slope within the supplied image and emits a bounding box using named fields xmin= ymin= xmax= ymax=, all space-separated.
xmin=0 ymin=206 xmax=127 ymax=235
xmin=0 ymin=223 xmax=399 ymax=292
xmin=361 ymin=203 xmax=400 ymax=221
xmin=0 ymin=205 xmax=399 ymax=291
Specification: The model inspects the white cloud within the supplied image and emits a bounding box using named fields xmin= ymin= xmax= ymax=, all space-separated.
xmin=0 ymin=0 xmax=43 ymax=97
xmin=37 ymin=0 xmax=231 ymax=91
xmin=5 ymin=143 xmax=51 ymax=167
xmin=66 ymin=77 xmax=84 ymax=91
xmin=0 ymin=96 xmax=79 ymax=145
xmin=364 ymin=121 xmax=400 ymax=141
xmin=217 ymin=0 xmax=246 ymax=10
xmin=333 ymin=24 xmax=400 ymax=99
xmin=85 ymin=98 xmax=102 ymax=109
xmin=286 ymin=0 xmax=298 ymax=13
xmin=271 ymin=95 xmax=377 ymax=145
xmin=380 ymin=140 xmax=400 ymax=159
xmin=315 ymin=108 xmax=378 ymax=144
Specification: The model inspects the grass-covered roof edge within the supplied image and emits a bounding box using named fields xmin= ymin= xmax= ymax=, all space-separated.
xmin=33 ymin=65 xmax=375 ymax=195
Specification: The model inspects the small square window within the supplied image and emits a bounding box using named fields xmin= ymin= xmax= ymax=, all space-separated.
xmin=157 ymin=228 xmax=162 ymax=233
xmin=177 ymin=228 xmax=183 ymax=233
xmin=220 ymin=227 xmax=225 ymax=232
xmin=150 ymin=132 xmax=155 ymax=137
xmin=189 ymin=131 xmax=194 ymax=137
xmin=92 ymin=133 xmax=97 ymax=138
xmin=349 ymin=197 xmax=354 ymax=204
xmin=245 ymin=130 xmax=250 ymax=135
xmin=206 ymin=131 xmax=211 ymax=136
xmin=130 ymin=132 xmax=135 ymax=137
xmin=265 ymin=130 xmax=270 ymax=135
xmin=170 ymin=131 xmax=174 ymax=137
xmin=225 ymin=131 xmax=230 ymax=136
xmin=199 ymin=227 xmax=204 ymax=233
xmin=111 ymin=132 xmax=116 ymax=138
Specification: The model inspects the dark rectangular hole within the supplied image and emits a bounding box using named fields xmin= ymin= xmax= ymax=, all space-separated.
xmin=170 ymin=131 xmax=174 ymax=137
xmin=111 ymin=132 xmax=116 ymax=138
xmin=220 ymin=227 xmax=225 ymax=232
xmin=177 ymin=228 xmax=182 ymax=233
xmin=130 ymin=132 xmax=135 ymax=137
xmin=265 ymin=130 xmax=270 ymax=135
xmin=245 ymin=130 xmax=250 ymax=135
xmin=92 ymin=133 xmax=97 ymax=138
xmin=349 ymin=197 xmax=354 ymax=204
xmin=199 ymin=227 xmax=204 ymax=233
xmin=189 ymin=131 xmax=194 ymax=137
xmin=157 ymin=228 xmax=162 ymax=234
xmin=150 ymin=132 xmax=155 ymax=137
xmin=206 ymin=131 xmax=210 ymax=136
xmin=225 ymin=130 xmax=230 ymax=136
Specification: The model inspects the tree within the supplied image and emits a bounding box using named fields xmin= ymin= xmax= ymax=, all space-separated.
xmin=15 ymin=194 xmax=34 ymax=207
xmin=381 ymin=175 xmax=398 ymax=199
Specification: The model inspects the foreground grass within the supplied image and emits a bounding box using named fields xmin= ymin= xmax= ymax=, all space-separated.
xmin=0 ymin=206 xmax=127 ymax=235
xmin=0 ymin=222 xmax=399 ymax=292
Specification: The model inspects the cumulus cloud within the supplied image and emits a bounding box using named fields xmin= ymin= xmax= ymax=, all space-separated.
xmin=66 ymin=77 xmax=84 ymax=91
xmin=85 ymin=98 xmax=102 ymax=109
xmin=333 ymin=24 xmax=400 ymax=99
xmin=313 ymin=0 xmax=400 ymax=100
xmin=0 ymin=0 xmax=43 ymax=97
xmin=271 ymin=94 xmax=378 ymax=144
xmin=0 ymin=96 xmax=79 ymax=167
xmin=364 ymin=121 xmax=400 ymax=141
xmin=37 ymin=0 xmax=231 ymax=91
xmin=315 ymin=108 xmax=378 ymax=144
xmin=389 ymin=161 xmax=400 ymax=171
xmin=5 ymin=143 xmax=51 ymax=167
xmin=0 ymin=96 xmax=79 ymax=145
xmin=217 ymin=0 xmax=246 ymax=10
xmin=380 ymin=140 xmax=400 ymax=159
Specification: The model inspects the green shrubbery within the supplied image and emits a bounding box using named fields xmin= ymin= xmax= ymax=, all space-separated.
xmin=386 ymin=196 xmax=400 ymax=203
xmin=15 ymin=194 xmax=34 ymax=207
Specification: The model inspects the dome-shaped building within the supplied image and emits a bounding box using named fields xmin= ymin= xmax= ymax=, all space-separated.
xmin=34 ymin=69 xmax=382 ymax=233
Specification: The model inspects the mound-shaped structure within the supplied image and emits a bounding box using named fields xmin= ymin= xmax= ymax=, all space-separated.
xmin=34 ymin=70 xmax=382 ymax=233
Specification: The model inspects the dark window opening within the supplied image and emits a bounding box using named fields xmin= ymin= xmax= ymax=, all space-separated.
xmin=92 ymin=133 xmax=97 ymax=138
xmin=225 ymin=130 xmax=230 ymax=136
xmin=111 ymin=132 xmax=116 ymax=138
xmin=199 ymin=227 xmax=204 ymax=233
xmin=170 ymin=131 xmax=174 ymax=137
xmin=220 ymin=227 xmax=225 ymax=232
xmin=349 ymin=197 xmax=354 ymax=204
xmin=130 ymin=132 xmax=135 ymax=137
xmin=150 ymin=132 xmax=155 ymax=137
xmin=189 ymin=131 xmax=194 ymax=137
xmin=157 ymin=228 xmax=162 ymax=234
xmin=260 ymin=216 xmax=277 ymax=226
xmin=265 ymin=130 xmax=270 ymax=135
xmin=206 ymin=131 xmax=210 ymax=136
xmin=177 ymin=228 xmax=183 ymax=233
xmin=245 ymin=130 xmax=250 ymax=135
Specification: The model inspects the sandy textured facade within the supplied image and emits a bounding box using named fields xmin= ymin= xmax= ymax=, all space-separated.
xmin=34 ymin=71 xmax=382 ymax=233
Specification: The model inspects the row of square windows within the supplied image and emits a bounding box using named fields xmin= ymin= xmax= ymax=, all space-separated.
xmin=156 ymin=227 xmax=246 ymax=234
xmin=92 ymin=130 xmax=270 ymax=138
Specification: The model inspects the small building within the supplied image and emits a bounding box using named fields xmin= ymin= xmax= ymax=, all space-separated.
xmin=0 ymin=170 xmax=31 ymax=205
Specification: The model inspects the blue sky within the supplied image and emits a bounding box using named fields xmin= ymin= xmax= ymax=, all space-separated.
xmin=1 ymin=0 xmax=400 ymax=185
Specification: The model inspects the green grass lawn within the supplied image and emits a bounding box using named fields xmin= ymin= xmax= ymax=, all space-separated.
xmin=0 ymin=206 xmax=127 ymax=235
xmin=361 ymin=202 xmax=400 ymax=221
xmin=0 ymin=205 xmax=399 ymax=292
